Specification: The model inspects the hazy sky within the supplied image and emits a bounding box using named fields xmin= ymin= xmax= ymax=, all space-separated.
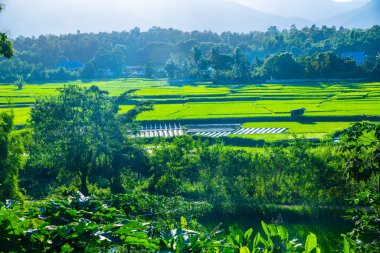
xmin=234 ymin=0 xmax=368 ymax=17
xmin=0 ymin=0 xmax=370 ymax=37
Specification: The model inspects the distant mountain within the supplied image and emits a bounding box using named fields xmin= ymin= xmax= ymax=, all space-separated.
xmin=234 ymin=0 xmax=369 ymax=20
xmin=3 ymin=0 xmax=377 ymax=36
xmin=0 ymin=0 xmax=313 ymax=36
xmin=321 ymin=0 xmax=380 ymax=28
xmin=153 ymin=0 xmax=312 ymax=33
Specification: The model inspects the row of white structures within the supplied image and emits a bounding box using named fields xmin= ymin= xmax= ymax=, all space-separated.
xmin=134 ymin=125 xmax=287 ymax=138
xmin=134 ymin=124 xmax=185 ymax=138
xmin=233 ymin=128 xmax=287 ymax=134
xmin=194 ymin=128 xmax=287 ymax=137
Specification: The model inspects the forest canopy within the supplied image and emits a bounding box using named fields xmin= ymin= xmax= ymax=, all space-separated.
xmin=1 ymin=25 xmax=380 ymax=83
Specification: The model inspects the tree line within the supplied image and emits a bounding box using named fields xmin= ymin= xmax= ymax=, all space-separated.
xmin=0 ymin=25 xmax=380 ymax=83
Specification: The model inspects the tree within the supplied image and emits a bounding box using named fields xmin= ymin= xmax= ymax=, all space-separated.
xmin=341 ymin=122 xmax=380 ymax=192
xmin=82 ymin=45 xmax=128 ymax=78
xmin=80 ymin=62 xmax=96 ymax=79
xmin=14 ymin=75 xmax=25 ymax=90
xmin=191 ymin=46 xmax=202 ymax=67
xmin=364 ymin=53 xmax=380 ymax=80
xmin=0 ymin=111 xmax=24 ymax=200
xmin=0 ymin=33 xmax=13 ymax=58
xmin=372 ymin=53 xmax=380 ymax=80
xmin=314 ymin=52 xmax=330 ymax=78
xmin=233 ymin=48 xmax=250 ymax=82
xmin=29 ymin=85 xmax=148 ymax=194
xmin=209 ymin=47 xmax=222 ymax=70
xmin=261 ymin=52 xmax=303 ymax=79
xmin=165 ymin=59 xmax=177 ymax=79
xmin=190 ymin=46 xmax=202 ymax=81
xmin=340 ymin=122 xmax=380 ymax=252
xmin=0 ymin=5 xmax=13 ymax=58
xmin=145 ymin=62 xmax=156 ymax=78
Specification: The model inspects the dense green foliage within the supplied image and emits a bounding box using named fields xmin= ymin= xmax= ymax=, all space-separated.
xmin=0 ymin=85 xmax=379 ymax=251
xmin=26 ymin=85 xmax=152 ymax=195
xmin=257 ymin=51 xmax=363 ymax=80
xmin=29 ymin=85 xmax=126 ymax=194
xmin=0 ymin=5 xmax=13 ymax=59
xmin=1 ymin=25 xmax=380 ymax=83
xmin=0 ymin=111 xmax=24 ymax=201
xmin=0 ymin=192 xmax=325 ymax=253
xmin=147 ymin=137 xmax=348 ymax=211
xmin=0 ymin=33 xmax=13 ymax=59
xmin=339 ymin=123 xmax=380 ymax=252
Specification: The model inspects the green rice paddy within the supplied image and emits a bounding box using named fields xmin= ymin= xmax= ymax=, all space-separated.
xmin=1 ymin=79 xmax=380 ymax=141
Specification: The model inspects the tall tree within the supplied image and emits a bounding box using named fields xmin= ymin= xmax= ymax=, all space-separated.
xmin=233 ymin=48 xmax=250 ymax=82
xmin=262 ymin=52 xmax=303 ymax=79
xmin=29 ymin=85 xmax=148 ymax=194
xmin=0 ymin=4 xmax=13 ymax=58
xmin=340 ymin=122 xmax=380 ymax=252
xmin=191 ymin=46 xmax=202 ymax=67
xmin=0 ymin=111 xmax=24 ymax=200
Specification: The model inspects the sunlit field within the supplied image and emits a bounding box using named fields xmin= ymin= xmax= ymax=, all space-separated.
xmin=1 ymin=79 xmax=380 ymax=140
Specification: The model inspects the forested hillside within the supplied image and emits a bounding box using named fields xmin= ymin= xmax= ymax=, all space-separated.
xmin=1 ymin=25 xmax=380 ymax=83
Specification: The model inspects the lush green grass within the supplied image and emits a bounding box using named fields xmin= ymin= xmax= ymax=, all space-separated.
xmin=1 ymin=79 xmax=380 ymax=141
xmin=243 ymin=121 xmax=354 ymax=135
xmin=0 ymin=107 xmax=31 ymax=125
xmin=0 ymin=79 xmax=167 ymax=105
xmin=230 ymin=122 xmax=357 ymax=142
xmin=136 ymin=102 xmax=272 ymax=120
xmin=135 ymin=85 xmax=229 ymax=96
xmin=118 ymin=105 xmax=136 ymax=114
xmin=134 ymin=82 xmax=380 ymax=120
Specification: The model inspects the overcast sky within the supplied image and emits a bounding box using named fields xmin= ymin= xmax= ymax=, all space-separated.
xmin=0 ymin=0 xmax=370 ymax=37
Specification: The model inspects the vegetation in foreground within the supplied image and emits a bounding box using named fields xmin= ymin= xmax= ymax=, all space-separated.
xmin=1 ymin=192 xmax=326 ymax=253
xmin=0 ymin=85 xmax=379 ymax=252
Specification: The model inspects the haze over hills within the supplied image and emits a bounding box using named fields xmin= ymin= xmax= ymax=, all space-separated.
xmin=234 ymin=0 xmax=369 ymax=19
xmin=0 ymin=0 xmax=378 ymax=37
xmin=140 ymin=0 xmax=312 ymax=33
xmin=322 ymin=0 xmax=380 ymax=28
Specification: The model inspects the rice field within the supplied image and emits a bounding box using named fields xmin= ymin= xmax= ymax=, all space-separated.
xmin=1 ymin=79 xmax=380 ymax=141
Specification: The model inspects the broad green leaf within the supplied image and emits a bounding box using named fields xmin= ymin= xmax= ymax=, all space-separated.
xmin=305 ymin=233 xmax=317 ymax=253
xmin=235 ymin=235 xmax=241 ymax=244
xmin=267 ymin=224 xmax=277 ymax=236
xmin=277 ymin=226 xmax=288 ymax=241
xmin=253 ymin=233 xmax=261 ymax=247
xmin=259 ymin=234 xmax=270 ymax=248
xmin=244 ymin=228 xmax=253 ymax=241
xmin=240 ymin=246 xmax=250 ymax=253
xmin=261 ymin=221 xmax=270 ymax=238
xmin=343 ymin=236 xmax=351 ymax=253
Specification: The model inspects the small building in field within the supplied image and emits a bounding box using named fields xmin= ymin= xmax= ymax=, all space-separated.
xmin=291 ymin=108 xmax=306 ymax=117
